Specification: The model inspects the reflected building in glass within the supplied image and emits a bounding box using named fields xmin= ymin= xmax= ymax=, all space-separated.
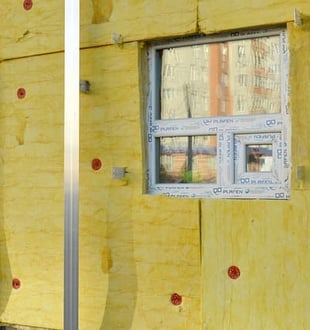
xmin=158 ymin=35 xmax=281 ymax=183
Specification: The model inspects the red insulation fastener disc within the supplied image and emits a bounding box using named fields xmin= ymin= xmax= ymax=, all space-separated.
xmin=12 ymin=278 xmax=21 ymax=289
xmin=92 ymin=158 xmax=102 ymax=171
xmin=23 ymin=0 xmax=33 ymax=10
xmin=170 ymin=293 xmax=182 ymax=305
xmin=17 ymin=88 xmax=26 ymax=99
xmin=228 ymin=265 xmax=241 ymax=280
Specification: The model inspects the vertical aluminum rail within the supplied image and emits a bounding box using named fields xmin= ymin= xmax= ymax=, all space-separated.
xmin=64 ymin=0 xmax=80 ymax=329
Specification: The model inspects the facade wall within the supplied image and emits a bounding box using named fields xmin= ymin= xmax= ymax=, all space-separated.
xmin=0 ymin=1 xmax=309 ymax=329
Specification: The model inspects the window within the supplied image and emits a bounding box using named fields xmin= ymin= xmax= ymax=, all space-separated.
xmin=146 ymin=28 xmax=290 ymax=199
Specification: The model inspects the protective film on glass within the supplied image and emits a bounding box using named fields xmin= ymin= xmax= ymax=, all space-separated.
xmin=160 ymin=36 xmax=281 ymax=119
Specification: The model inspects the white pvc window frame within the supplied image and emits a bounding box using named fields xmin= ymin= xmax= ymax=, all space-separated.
xmin=146 ymin=27 xmax=290 ymax=199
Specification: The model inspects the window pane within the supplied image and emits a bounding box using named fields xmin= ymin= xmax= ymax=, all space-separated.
xmin=160 ymin=36 xmax=281 ymax=119
xmin=246 ymin=144 xmax=273 ymax=172
xmin=158 ymin=136 xmax=217 ymax=183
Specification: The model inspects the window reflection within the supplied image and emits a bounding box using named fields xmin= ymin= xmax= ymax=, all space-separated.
xmin=246 ymin=144 xmax=273 ymax=172
xmin=160 ymin=36 xmax=281 ymax=119
xmin=158 ymin=136 xmax=217 ymax=183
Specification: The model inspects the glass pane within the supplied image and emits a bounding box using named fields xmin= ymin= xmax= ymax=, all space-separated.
xmin=159 ymin=136 xmax=217 ymax=183
xmin=160 ymin=36 xmax=281 ymax=119
xmin=246 ymin=144 xmax=273 ymax=172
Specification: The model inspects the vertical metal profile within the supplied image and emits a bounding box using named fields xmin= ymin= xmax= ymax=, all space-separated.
xmin=64 ymin=0 xmax=79 ymax=329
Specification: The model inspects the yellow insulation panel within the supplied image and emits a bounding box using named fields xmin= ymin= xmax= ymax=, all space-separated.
xmin=0 ymin=54 xmax=64 ymax=328
xmin=0 ymin=1 xmax=64 ymax=61
xmin=81 ymin=0 xmax=198 ymax=48
xmin=0 ymin=0 xmax=197 ymax=60
xmin=1 ymin=1 xmax=310 ymax=330
xmin=202 ymin=195 xmax=310 ymax=329
xmin=201 ymin=23 xmax=310 ymax=330
xmin=0 ymin=42 xmax=202 ymax=329
xmin=289 ymin=22 xmax=310 ymax=190
xmin=79 ymin=43 xmax=201 ymax=329
xmin=198 ymin=0 xmax=310 ymax=33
